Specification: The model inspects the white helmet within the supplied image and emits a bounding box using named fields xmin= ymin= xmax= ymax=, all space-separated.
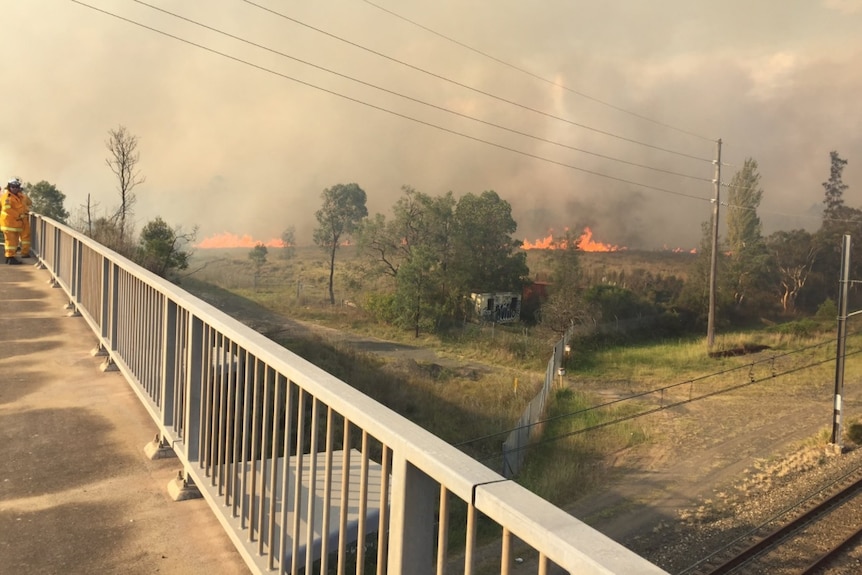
xmin=8 ymin=178 xmax=21 ymax=188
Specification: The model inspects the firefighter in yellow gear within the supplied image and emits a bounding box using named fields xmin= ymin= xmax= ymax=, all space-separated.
xmin=1 ymin=178 xmax=26 ymax=265
xmin=19 ymin=185 xmax=32 ymax=257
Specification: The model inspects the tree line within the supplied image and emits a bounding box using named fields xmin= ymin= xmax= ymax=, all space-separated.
xmin=295 ymin=151 xmax=859 ymax=339
xmin=24 ymin=124 xmax=858 ymax=339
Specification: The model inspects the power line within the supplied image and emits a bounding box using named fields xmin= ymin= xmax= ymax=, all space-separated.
xmin=721 ymin=182 xmax=859 ymax=226
xmin=486 ymin=345 xmax=859 ymax=463
xmin=69 ymin=0 xmax=714 ymax=204
xmin=458 ymin=335 xmax=839 ymax=448
xmin=239 ymin=0 xmax=714 ymax=163
xmin=357 ymin=0 xmax=716 ymax=143
xmin=127 ymin=0 xmax=711 ymax=184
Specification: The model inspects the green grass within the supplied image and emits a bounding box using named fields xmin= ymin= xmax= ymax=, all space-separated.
xmin=517 ymin=388 xmax=651 ymax=503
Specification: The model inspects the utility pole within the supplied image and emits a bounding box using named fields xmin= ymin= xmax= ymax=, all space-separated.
xmin=830 ymin=234 xmax=852 ymax=452
xmin=707 ymin=138 xmax=722 ymax=349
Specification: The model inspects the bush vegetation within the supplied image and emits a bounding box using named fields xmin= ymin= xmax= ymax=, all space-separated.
xmin=182 ymin=242 xmax=860 ymax=507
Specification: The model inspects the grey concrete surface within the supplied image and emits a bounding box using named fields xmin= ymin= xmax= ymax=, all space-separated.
xmin=0 ymin=263 xmax=250 ymax=574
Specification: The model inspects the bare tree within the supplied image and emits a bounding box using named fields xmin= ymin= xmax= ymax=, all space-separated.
xmin=105 ymin=125 xmax=145 ymax=242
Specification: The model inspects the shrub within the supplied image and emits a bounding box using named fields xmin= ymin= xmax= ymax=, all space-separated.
xmin=816 ymin=298 xmax=838 ymax=321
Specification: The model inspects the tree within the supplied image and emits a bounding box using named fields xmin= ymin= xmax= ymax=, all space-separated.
xmin=823 ymin=150 xmax=849 ymax=221
xmin=813 ymin=151 xmax=862 ymax=305
xmin=249 ymin=243 xmax=268 ymax=267
xmin=280 ymin=225 xmax=296 ymax=259
xmin=356 ymin=187 xmax=458 ymax=333
xmin=137 ymin=217 xmax=196 ymax=278
xmin=724 ymin=158 xmax=771 ymax=310
xmin=392 ymin=246 xmax=441 ymax=337
xmin=539 ymin=228 xmax=595 ymax=335
xmin=313 ymin=183 xmax=368 ymax=304
xmin=449 ymin=190 xmax=528 ymax=294
xmin=89 ymin=216 xmax=124 ymax=251
xmin=249 ymin=243 xmax=268 ymax=288
xmin=26 ymin=180 xmax=70 ymax=223
xmin=105 ymin=125 xmax=145 ymax=242
xmin=766 ymin=229 xmax=818 ymax=313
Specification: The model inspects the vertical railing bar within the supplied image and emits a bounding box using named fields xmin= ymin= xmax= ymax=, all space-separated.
xmin=289 ymin=386 xmax=304 ymax=575
xmin=142 ymin=283 xmax=149 ymax=389
xmin=320 ymin=407 xmax=335 ymax=575
xmin=160 ymin=298 xmax=177 ymax=428
xmin=115 ymin=271 xmax=124 ymax=358
xmin=436 ymin=486 xmax=449 ymax=575
xmin=356 ymin=431 xmax=370 ymax=575
xmin=174 ymin=309 xmax=187 ymax=435
xmin=111 ymin=264 xmax=119 ymax=353
xmin=501 ymin=527 xmax=512 ymax=575
xmin=216 ymin=336 xmax=229 ymax=493
xmin=224 ymin=340 xmax=238 ymax=505
xmin=147 ymin=289 xmax=155 ymax=400
xmin=71 ymin=238 xmax=79 ymax=303
xmin=245 ymin=357 xmax=262 ymax=535
xmin=190 ymin=317 xmax=206 ymax=464
xmin=538 ymin=554 xmax=548 ymax=575
xmin=281 ymin=380 xmax=299 ymax=575
xmin=202 ymin=326 xmax=216 ymax=473
xmin=133 ymin=278 xmax=141 ymax=380
xmin=117 ymin=271 xmax=125 ymax=364
xmin=150 ymin=287 xmax=159 ymax=399
xmin=232 ymin=349 xmax=248 ymax=518
xmin=337 ymin=422 xmax=352 ymax=575
xmin=239 ymin=357 xmax=260 ymax=541
xmin=256 ymin=366 xmax=272 ymax=553
xmin=122 ymin=271 xmax=130 ymax=358
xmin=266 ymin=373 xmax=284 ymax=571
xmin=201 ymin=327 xmax=213 ymax=475
xmin=125 ymin=276 xmax=134 ymax=378
xmin=99 ymin=255 xmax=108 ymax=347
xmin=140 ymin=284 xmax=147 ymax=394
xmin=464 ymin=504 xmax=477 ymax=575
xmin=375 ymin=444 xmax=391 ymax=575
xmin=303 ymin=396 xmax=320 ymax=575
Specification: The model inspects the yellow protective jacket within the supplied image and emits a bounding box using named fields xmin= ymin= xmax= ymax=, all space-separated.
xmin=22 ymin=192 xmax=32 ymax=215
xmin=0 ymin=188 xmax=26 ymax=232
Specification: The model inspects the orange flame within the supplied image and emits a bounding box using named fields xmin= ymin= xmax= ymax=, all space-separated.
xmin=661 ymin=245 xmax=698 ymax=254
xmin=197 ymin=232 xmax=285 ymax=249
xmin=522 ymin=227 xmax=623 ymax=252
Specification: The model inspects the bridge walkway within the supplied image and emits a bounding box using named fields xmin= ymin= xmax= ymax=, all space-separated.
xmin=0 ymin=263 xmax=248 ymax=574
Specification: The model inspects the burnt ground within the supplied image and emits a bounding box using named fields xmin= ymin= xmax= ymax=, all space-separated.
xmin=187 ymin=282 xmax=862 ymax=573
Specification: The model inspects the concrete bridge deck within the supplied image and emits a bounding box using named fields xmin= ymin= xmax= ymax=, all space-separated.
xmin=0 ymin=262 xmax=248 ymax=574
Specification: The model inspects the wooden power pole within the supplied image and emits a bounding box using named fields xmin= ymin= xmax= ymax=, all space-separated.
xmin=707 ymin=138 xmax=722 ymax=349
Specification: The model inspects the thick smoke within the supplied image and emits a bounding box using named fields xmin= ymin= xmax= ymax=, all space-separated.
xmin=1 ymin=0 xmax=860 ymax=250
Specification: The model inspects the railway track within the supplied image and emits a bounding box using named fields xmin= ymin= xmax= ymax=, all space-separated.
xmin=677 ymin=463 xmax=862 ymax=575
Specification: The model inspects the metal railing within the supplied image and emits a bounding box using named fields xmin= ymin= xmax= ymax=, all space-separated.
xmin=32 ymin=215 xmax=668 ymax=575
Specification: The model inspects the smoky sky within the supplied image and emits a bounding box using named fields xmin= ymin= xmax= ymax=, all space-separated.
xmin=2 ymin=0 xmax=861 ymax=249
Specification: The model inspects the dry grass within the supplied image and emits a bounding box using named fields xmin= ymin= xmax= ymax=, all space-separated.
xmin=183 ymin=247 xmax=860 ymax=509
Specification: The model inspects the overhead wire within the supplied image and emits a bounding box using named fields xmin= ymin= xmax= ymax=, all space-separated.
xmin=480 ymin=342 xmax=860 ymax=462
xmin=357 ymin=0 xmax=716 ymax=143
xmin=238 ymin=0 xmax=715 ymax=163
xmin=491 ymin=347 xmax=860 ymax=462
xmin=721 ymin=181 xmax=858 ymax=226
xmin=69 ymin=0 xmax=715 ymax=204
xmin=457 ymin=333 xmax=844 ymax=449
xmin=126 ymin=0 xmax=711 ymax=184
